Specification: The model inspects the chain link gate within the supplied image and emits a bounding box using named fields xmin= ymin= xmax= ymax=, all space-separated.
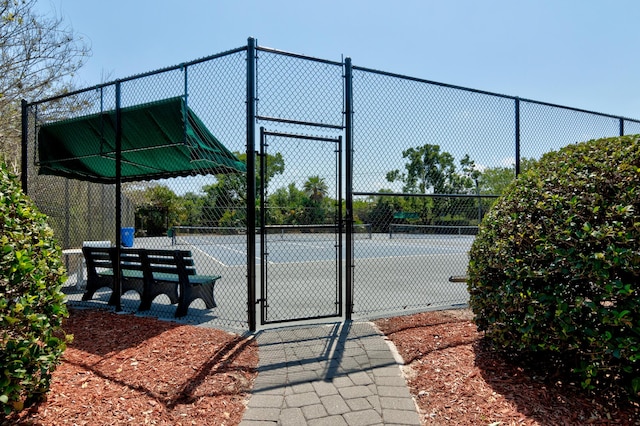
xmin=258 ymin=128 xmax=344 ymax=325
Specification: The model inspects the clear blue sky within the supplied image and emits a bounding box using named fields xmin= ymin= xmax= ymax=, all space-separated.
xmin=37 ymin=0 xmax=639 ymax=119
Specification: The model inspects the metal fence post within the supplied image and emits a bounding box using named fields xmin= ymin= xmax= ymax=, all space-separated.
xmin=21 ymin=99 xmax=28 ymax=193
xmin=344 ymin=57 xmax=354 ymax=321
xmin=114 ymin=80 xmax=122 ymax=312
xmin=515 ymin=97 xmax=521 ymax=176
xmin=246 ymin=37 xmax=257 ymax=332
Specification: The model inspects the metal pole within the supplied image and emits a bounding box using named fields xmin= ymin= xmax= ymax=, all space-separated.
xmin=344 ymin=57 xmax=354 ymax=321
xmin=337 ymin=135 xmax=343 ymax=317
xmin=64 ymin=180 xmax=70 ymax=248
xmin=246 ymin=37 xmax=257 ymax=331
xmin=114 ymin=81 xmax=122 ymax=312
xmin=620 ymin=117 xmax=624 ymax=136
xmin=475 ymin=178 xmax=481 ymax=223
xmin=182 ymin=64 xmax=189 ymax=144
xmin=21 ymin=100 xmax=28 ymax=193
xmin=515 ymin=97 xmax=521 ymax=176
xmin=259 ymin=127 xmax=267 ymax=323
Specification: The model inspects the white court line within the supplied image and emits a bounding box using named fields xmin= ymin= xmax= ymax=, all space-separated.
xmin=189 ymin=245 xmax=231 ymax=267
xmin=191 ymin=242 xmax=277 ymax=266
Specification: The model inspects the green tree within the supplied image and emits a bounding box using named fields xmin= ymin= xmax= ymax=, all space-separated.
xmin=477 ymin=165 xmax=514 ymax=195
xmin=362 ymin=190 xmax=405 ymax=233
xmin=267 ymin=183 xmax=307 ymax=225
xmin=459 ymin=154 xmax=481 ymax=192
xmin=386 ymin=144 xmax=458 ymax=194
xmin=352 ymin=197 xmax=373 ymax=225
xmin=456 ymin=154 xmax=483 ymax=223
xmin=303 ymin=175 xmax=328 ymax=202
xmin=386 ymin=144 xmax=476 ymax=222
xmin=478 ymin=158 xmax=537 ymax=195
xmin=301 ymin=176 xmax=332 ymax=225
xmin=126 ymin=184 xmax=181 ymax=236
xmin=0 ymin=0 xmax=90 ymax=172
xmin=179 ymin=192 xmax=205 ymax=226
xmin=202 ymin=152 xmax=283 ymax=227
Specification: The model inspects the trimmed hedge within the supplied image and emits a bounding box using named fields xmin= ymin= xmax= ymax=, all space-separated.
xmin=1 ymin=163 xmax=70 ymax=416
xmin=468 ymin=135 xmax=640 ymax=398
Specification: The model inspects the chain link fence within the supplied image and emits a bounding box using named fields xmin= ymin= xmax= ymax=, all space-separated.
xmin=350 ymin=68 xmax=515 ymax=317
xmin=349 ymin=66 xmax=640 ymax=319
xmin=23 ymin=39 xmax=640 ymax=330
xmin=25 ymin=47 xmax=250 ymax=330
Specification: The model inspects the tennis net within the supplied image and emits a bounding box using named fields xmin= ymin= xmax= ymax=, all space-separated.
xmin=389 ymin=224 xmax=478 ymax=239
xmin=171 ymin=223 xmax=372 ymax=245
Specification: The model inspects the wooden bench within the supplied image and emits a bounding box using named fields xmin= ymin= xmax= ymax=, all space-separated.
xmin=81 ymin=247 xmax=221 ymax=317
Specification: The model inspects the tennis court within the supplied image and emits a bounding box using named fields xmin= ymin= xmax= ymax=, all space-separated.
xmin=61 ymin=224 xmax=473 ymax=328
xmin=168 ymin=224 xmax=474 ymax=266
xmin=166 ymin=224 xmax=474 ymax=323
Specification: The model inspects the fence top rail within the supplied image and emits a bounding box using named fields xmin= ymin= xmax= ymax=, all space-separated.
xmin=25 ymin=38 xmax=640 ymax=126
xmin=26 ymin=45 xmax=248 ymax=107
xmin=352 ymin=64 xmax=516 ymax=101
xmin=519 ymin=98 xmax=640 ymax=124
xmin=352 ymin=64 xmax=640 ymax=123
xmin=256 ymin=45 xmax=344 ymax=67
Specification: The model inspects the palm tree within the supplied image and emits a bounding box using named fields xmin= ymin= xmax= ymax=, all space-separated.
xmin=303 ymin=175 xmax=328 ymax=203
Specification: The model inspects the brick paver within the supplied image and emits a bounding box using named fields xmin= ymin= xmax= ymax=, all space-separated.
xmin=240 ymin=322 xmax=421 ymax=425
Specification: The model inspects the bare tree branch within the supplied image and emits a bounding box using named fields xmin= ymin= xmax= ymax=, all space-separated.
xmin=0 ymin=0 xmax=90 ymax=172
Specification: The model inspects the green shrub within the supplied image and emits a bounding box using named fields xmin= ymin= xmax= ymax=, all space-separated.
xmin=468 ymin=135 xmax=640 ymax=398
xmin=1 ymin=163 xmax=70 ymax=416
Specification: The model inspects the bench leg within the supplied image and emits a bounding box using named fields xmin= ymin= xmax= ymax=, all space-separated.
xmin=81 ymin=289 xmax=96 ymax=301
xmin=82 ymin=277 xmax=113 ymax=301
xmin=138 ymin=295 xmax=153 ymax=311
xmin=175 ymin=281 xmax=218 ymax=318
xmin=175 ymin=302 xmax=189 ymax=318
xmin=107 ymin=291 xmax=119 ymax=306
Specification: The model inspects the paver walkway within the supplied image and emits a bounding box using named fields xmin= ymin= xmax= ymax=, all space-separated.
xmin=240 ymin=321 xmax=421 ymax=425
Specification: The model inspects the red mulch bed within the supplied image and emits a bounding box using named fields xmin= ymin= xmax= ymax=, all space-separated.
xmin=5 ymin=308 xmax=258 ymax=426
xmin=5 ymin=308 xmax=640 ymax=425
xmin=375 ymin=309 xmax=640 ymax=426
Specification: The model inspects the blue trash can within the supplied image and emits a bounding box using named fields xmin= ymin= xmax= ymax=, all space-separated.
xmin=121 ymin=227 xmax=135 ymax=247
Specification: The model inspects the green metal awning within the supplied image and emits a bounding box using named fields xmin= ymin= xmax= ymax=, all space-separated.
xmin=37 ymin=97 xmax=246 ymax=183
